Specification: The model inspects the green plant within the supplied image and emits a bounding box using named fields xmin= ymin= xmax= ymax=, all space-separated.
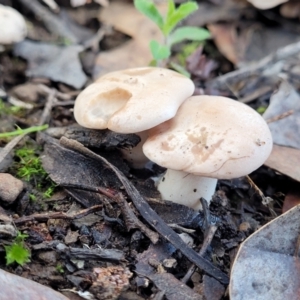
xmin=56 ymin=263 xmax=64 ymax=274
xmin=4 ymin=231 xmax=30 ymax=266
xmin=0 ymin=124 xmax=48 ymax=139
xmin=134 ymin=0 xmax=211 ymax=67
xmin=43 ymin=183 xmax=56 ymax=199
xmin=13 ymin=143 xmax=57 ymax=200
xmin=15 ymin=146 xmax=47 ymax=182
xmin=0 ymin=99 xmax=23 ymax=117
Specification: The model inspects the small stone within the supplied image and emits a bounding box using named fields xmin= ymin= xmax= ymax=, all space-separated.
xmin=0 ymin=173 xmax=23 ymax=204
xmin=37 ymin=251 xmax=57 ymax=264
xmin=162 ymin=258 xmax=177 ymax=269
xmin=239 ymin=221 xmax=251 ymax=232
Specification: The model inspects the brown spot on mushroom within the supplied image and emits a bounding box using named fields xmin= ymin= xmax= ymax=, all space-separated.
xmin=137 ymin=115 xmax=142 ymax=120
xmin=186 ymin=127 xmax=208 ymax=145
xmin=191 ymin=138 xmax=224 ymax=163
xmin=161 ymin=141 xmax=174 ymax=151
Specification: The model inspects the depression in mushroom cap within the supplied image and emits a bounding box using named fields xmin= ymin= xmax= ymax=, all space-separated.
xmin=74 ymin=67 xmax=195 ymax=134
xmin=143 ymin=95 xmax=273 ymax=179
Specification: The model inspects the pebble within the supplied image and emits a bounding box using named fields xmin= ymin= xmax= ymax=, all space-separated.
xmin=0 ymin=173 xmax=23 ymax=204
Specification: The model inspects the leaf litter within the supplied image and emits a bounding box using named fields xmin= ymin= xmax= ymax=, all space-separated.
xmin=1 ymin=0 xmax=300 ymax=299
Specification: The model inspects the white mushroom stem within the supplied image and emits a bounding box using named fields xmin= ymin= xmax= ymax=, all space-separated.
xmin=157 ymin=169 xmax=217 ymax=211
xmin=120 ymin=131 xmax=149 ymax=169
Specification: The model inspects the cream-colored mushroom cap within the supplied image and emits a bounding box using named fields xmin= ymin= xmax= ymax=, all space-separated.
xmin=247 ymin=0 xmax=288 ymax=10
xmin=0 ymin=5 xmax=27 ymax=45
xmin=74 ymin=67 xmax=195 ymax=133
xmin=143 ymin=95 xmax=273 ymax=179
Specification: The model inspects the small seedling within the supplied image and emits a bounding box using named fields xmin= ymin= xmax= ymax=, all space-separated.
xmin=56 ymin=263 xmax=64 ymax=274
xmin=15 ymin=146 xmax=47 ymax=182
xmin=134 ymin=0 xmax=211 ymax=67
xmin=4 ymin=231 xmax=30 ymax=266
xmin=43 ymin=183 xmax=57 ymax=199
xmin=0 ymin=124 xmax=48 ymax=139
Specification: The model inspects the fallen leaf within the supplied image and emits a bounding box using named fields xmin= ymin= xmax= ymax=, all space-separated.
xmin=280 ymin=1 xmax=300 ymax=18
xmin=94 ymin=0 xmax=166 ymax=78
xmin=265 ymin=144 xmax=300 ymax=182
xmin=0 ymin=268 xmax=68 ymax=300
xmin=14 ymin=40 xmax=88 ymax=89
xmin=264 ymin=80 xmax=300 ymax=149
xmin=230 ymin=204 xmax=300 ymax=300
xmin=283 ymin=187 xmax=300 ymax=213
xmin=207 ymin=24 xmax=240 ymax=65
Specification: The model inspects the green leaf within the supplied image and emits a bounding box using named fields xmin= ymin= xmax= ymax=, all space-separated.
xmin=169 ymin=61 xmax=191 ymax=78
xmin=5 ymin=243 xmax=30 ymax=266
xmin=167 ymin=0 xmax=176 ymax=16
xmin=168 ymin=26 xmax=211 ymax=47
xmin=149 ymin=40 xmax=171 ymax=61
xmin=163 ymin=2 xmax=198 ymax=35
xmin=134 ymin=0 xmax=164 ymax=30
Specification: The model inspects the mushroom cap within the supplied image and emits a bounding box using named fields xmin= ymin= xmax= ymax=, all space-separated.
xmin=247 ymin=0 xmax=288 ymax=10
xmin=74 ymin=67 xmax=195 ymax=133
xmin=143 ymin=95 xmax=273 ymax=179
xmin=0 ymin=5 xmax=27 ymax=45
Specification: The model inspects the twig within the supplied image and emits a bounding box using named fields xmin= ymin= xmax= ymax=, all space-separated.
xmin=14 ymin=204 xmax=103 ymax=225
xmin=265 ymin=109 xmax=294 ymax=124
xmin=181 ymin=198 xmax=218 ymax=284
xmin=246 ymin=175 xmax=277 ymax=217
xmin=0 ymin=134 xmax=26 ymax=168
xmin=60 ymin=137 xmax=229 ymax=285
xmin=37 ymin=84 xmax=73 ymax=101
xmin=17 ymin=0 xmax=78 ymax=43
xmin=210 ymin=40 xmax=300 ymax=90
xmin=60 ymin=183 xmax=159 ymax=244
xmin=38 ymin=88 xmax=57 ymax=126
xmin=239 ymin=86 xmax=273 ymax=104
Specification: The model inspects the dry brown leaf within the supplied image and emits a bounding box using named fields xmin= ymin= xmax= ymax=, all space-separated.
xmin=94 ymin=1 xmax=166 ymax=78
xmin=283 ymin=188 xmax=300 ymax=213
xmin=280 ymin=1 xmax=300 ymax=18
xmin=207 ymin=24 xmax=240 ymax=65
xmin=263 ymin=80 xmax=300 ymax=149
xmin=265 ymin=144 xmax=300 ymax=182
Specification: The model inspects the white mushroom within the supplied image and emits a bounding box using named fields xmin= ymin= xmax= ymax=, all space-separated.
xmin=74 ymin=67 xmax=195 ymax=168
xmin=247 ymin=0 xmax=288 ymax=10
xmin=143 ymin=95 xmax=273 ymax=210
xmin=0 ymin=5 xmax=27 ymax=45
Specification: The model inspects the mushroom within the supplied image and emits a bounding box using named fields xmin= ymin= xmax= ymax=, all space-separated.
xmin=0 ymin=5 xmax=27 ymax=45
xmin=247 ymin=0 xmax=288 ymax=10
xmin=74 ymin=67 xmax=194 ymax=168
xmin=143 ymin=95 xmax=273 ymax=210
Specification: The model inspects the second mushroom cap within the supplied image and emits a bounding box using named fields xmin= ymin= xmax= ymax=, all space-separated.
xmin=143 ymin=95 xmax=273 ymax=179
